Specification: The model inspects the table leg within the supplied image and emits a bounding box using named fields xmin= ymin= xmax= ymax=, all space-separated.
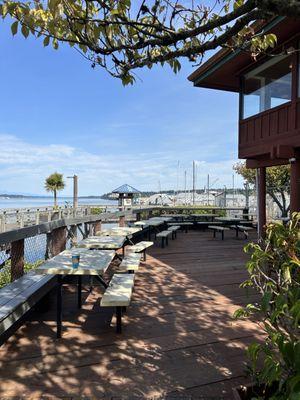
xmin=56 ymin=275 xmax=63 ymax=339
xmin=77 ymin=275 xmax=82 ymax=309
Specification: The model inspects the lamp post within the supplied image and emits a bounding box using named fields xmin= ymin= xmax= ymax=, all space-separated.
xmin=67 ymin=175 xmax=78 ymax=210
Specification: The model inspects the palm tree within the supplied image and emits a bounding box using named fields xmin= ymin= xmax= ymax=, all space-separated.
xmin=45 ymin=172 xmax=65 ymax=207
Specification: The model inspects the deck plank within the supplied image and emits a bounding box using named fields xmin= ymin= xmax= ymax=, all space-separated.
xmin=0 ymin=230 xmax=262 ymax=398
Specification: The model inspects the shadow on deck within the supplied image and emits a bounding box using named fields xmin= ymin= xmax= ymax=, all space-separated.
xmin=0 ymin=230 xmax=262 ymax=399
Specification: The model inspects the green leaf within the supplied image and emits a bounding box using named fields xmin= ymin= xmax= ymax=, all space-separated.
xmin=11 ymin=21 xmax=18 ymax=36
xmin=21 ymin=24 xmax=29 ymax=39
xmin=43 ymin=36 xmax=50 ymax=47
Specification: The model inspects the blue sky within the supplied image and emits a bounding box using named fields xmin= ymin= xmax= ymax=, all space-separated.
xmin=0 ymin=18 xmax=242 ymax=196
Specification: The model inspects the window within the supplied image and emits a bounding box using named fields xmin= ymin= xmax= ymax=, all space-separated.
xmin=242 ymin=55 xmax=292 ymax=119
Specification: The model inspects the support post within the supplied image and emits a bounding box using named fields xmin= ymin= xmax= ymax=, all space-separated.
xmin=11 ymin=239 xmax=24 ymax=281
xmin=94 ymin=220 xmax=101 ymax=235
xmin=257 ymin=167 xmax=266 ymax=239
xmin=70 ymin=225 xmax=78 ymax=245
xmin=290 ymin=159 xmax=300 ymax=213
xmin=47 ymin=226 xmax=67 ymax=258
xmin=119 ymin=215 xmax=125 ymax=227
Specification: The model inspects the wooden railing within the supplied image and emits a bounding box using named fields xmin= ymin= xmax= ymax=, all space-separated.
xmin=238 ymin=100 xmax=300 ymax=159
xmin=0 ymin=206 xmax=249 ymax=283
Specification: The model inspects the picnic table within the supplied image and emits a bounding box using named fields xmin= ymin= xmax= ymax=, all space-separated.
xmin=190 ymin=213 xmax=218 ymax=222
xmin=215 ymin=217 xmax=242 ymax=224
xmin=134 ymin=219 xmax=164 ymax=239
xmin=78 ymin=235 xmax=126 ymax=250
xmin=36 ymin=248 xmax=115 ymax=338
xmin=96 ymin=227 xmax=141 ymax=236
xmin=96 ymin=227 xmax=141 ymax=244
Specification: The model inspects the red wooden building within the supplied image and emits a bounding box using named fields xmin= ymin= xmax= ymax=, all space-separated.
xmin=188 ymin=17 xmax=300 ymax=234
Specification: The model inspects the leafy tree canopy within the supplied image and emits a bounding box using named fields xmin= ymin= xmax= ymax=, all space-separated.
xmin=0 ymin=0 xmax=298 ymax=84
xmin=234 ymin=162 xmax=291 ymax=216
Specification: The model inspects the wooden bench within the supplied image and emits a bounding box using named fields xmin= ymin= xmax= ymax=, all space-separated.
xmin=167 ymin=225 xmax=180 ymax=239
xmin=118 ymin=253 xmax=142 ymax=273
xmin=0 ymin=271 xmax=56 ymax=344
xmin=208 ymin=225 xmax=230 ymax=240
xmin=100 ymin=273 xmax=135 ymax=333
xmin=230 ymin=225 xmax=253 ymax=239
xmin=196 ymin=221 xmax=219 ymax=231
xmin=167 ymin=222 xmax=193 ymax=233
xmin=156 ymin=230 xmax=172 ymax=248
xmin=126 ymin=241 xmax=153 ymax=261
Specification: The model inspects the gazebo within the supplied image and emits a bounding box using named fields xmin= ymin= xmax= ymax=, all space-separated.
xmin=112 ymin=184 xmax=141 ymax=209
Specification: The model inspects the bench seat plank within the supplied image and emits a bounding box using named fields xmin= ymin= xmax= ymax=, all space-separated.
xmin=126 ymin=241 xmax=153 ymax=253
xmin=118 ymin=253 xmax=142 ymax=272
xmin=208 ymin=226 xmax=230 ymax=231
xmin=156 ymin=231 xmax=172 ymax=238
xmin=101 ymin=274 xmax=134 ymax=307
xmin=0 ymin=272 xmax=56 ymax=336
xmin=167 ymin=226 xmax=180 ymax=231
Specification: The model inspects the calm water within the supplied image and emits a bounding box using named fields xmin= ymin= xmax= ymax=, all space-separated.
xmin=0 ymin=197 xmax=117 ymax=210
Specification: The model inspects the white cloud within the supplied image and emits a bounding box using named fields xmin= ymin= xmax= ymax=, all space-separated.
xmin=0 ymin=134 xmax=243 ymax=195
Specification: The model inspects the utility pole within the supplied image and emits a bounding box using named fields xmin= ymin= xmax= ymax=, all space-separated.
xmin=175 ymin=160 xmax=180 ymax=206
xmin=67 ymin=175 xmax=78 ymax=210
xmin=192 ymin=160 xmax=196 ymax=205
xmin=184 ymin=170 xmax=187 ymax=205
xmin=207 ymin=174 xmax=210 ymax=205
xmin=232 ymin=173 xmax=235 ymax=206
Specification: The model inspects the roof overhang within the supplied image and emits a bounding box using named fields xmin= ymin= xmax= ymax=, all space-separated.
xmin=188 ymin=17 xmax=299 ymax=92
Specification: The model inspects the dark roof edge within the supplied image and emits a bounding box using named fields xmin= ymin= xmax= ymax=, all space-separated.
xmin=188 ymin=16 xmax=286 ymax=86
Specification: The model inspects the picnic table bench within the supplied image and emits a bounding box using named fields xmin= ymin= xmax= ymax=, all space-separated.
xmin=208 ymin=225 xmax=230 ymax=240
xmin=167 ymin=222 xmax=193 ymax=233
xmin=156 ymin=230 xmax=172 ymax=248
xmin=167 ymin=225 xmax=180 ymax=239
xmin=0 ymin=271 xmax=56 ymax=344
xmin=196 ymin=221 xmax=220 ymax=230
xmin=126 ymin=241 xmax=153 ymax=261
xmin=101 ymin=273 xmax=135 ymax=333
xmin=118 ymin=253 xmax=142 ymax=273
xmin=230 ymin=225 xmax=253 ymax=239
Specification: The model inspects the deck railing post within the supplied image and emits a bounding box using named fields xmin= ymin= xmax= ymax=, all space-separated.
xmin=36 ymin=209 xmax=40 ymax=225
xmin=94 ymin=220 xmax=101 ymax=235
xmin=11 ymin=239 xmax=25 ymax=281
xmin=119 ymin=215 xmax=125 ymax=227
xmin=84 ymin=222 xmax=90 ymax=237
xmin=2 ymin=212 xmax=6 ymax=232
xmin=47 ymin=226 xmax=67 ymax=258
xmin=70 ymin=224 xmax=78 ymax=245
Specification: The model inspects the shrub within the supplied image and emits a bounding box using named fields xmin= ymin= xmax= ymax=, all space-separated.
xmin=90 ymin=207 xmax=102 ymax=215
xmin=0 ymin=260 xmax=43 ymax=288
xmin=234 ymin=213 xmax=300 ymax=399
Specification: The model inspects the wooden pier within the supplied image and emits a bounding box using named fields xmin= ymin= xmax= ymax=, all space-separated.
xmin=0 ymin=229 xmax=261 ymax=399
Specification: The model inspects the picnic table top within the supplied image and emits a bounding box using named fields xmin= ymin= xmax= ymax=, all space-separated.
xmin=215 ymin=217 xmax=241 ymax=222
xmin=190 ymin=213 xmax=219 ymax=218
xmin=78 ymin=235 xmax=126 ymax=250
xmin=36 ymin=248 xmax=115 ymax=275
xmin=95 ymin=227 xmax=141 ymax=237
xmin=164 ymin=214 xmax=186 ymax=218
xmin=134 ymin=219 xmax=164 ymax=227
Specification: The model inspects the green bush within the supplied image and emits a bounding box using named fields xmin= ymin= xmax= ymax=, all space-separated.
xmin=234 ymin=214 xmax=300 ymax=399
xmin=90 ymin=207 xmax=102 ymax=215
xmin=0 ymin=260 xmax=43 ymax=288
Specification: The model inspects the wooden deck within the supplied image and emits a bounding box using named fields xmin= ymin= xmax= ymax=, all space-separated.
xmin=0 ymin=230 xmax=262 ymax=399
